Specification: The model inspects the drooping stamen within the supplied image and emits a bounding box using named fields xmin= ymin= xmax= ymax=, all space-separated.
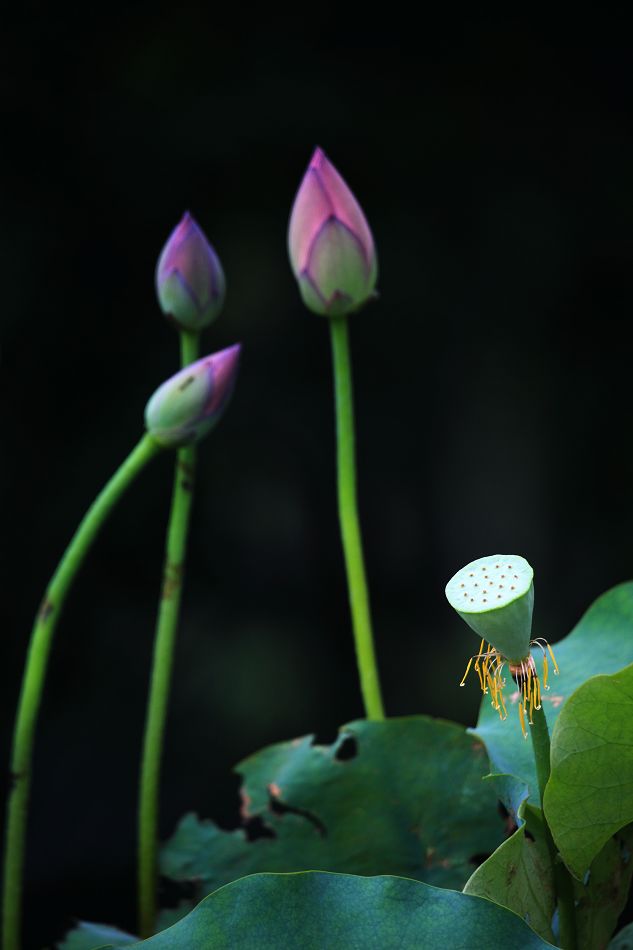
xmin=547 ymin=642 xmax=560 ymax=675
xmin=481 ymin=649 xmax=492 ymax=694
xmin=460 ymin=641 xmax=498 ymax=690
xmin=527 ymin=659 xmax=535 ymax=718
xmin=460 ymin=656 xmax=474 ymax=687
xmin=529 ymin=681 xmax=534 ymax=724
xmin=474 ymin=656 xmax=484 ymax=691
xmin=494 ymin=657 xmax=506 ymax=687
xmin=534 ymin=674 xmax=541 ymax=710
xmin=521 ymin=660 xmax=529 ymax=710
xmin=486 ymin=671 xmax=495 ymax=703
xmin=459 ymin=638 xmax=557 ymax=734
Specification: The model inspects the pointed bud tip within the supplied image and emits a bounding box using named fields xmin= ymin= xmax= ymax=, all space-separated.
xmin=209 ymin=343 xmax=242 ymax=413
xmin=309 ymin=146 xmax=327 ymax=169
xmin=171 ymin=210 xmax=196 ymax=240
xmin=218 ymin=341 xmax=241 ymax=361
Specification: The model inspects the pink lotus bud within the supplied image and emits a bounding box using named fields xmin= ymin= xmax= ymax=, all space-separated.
xmin=156 ymin=212 xmax=226 ymax=331
xmin=288 ymin=147 xmax=378 ymax=317
xmin=145 ymin=344 xmax=241 ymax=448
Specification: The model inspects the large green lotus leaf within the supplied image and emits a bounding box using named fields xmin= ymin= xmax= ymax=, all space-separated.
xmin=465 ymin=795 xmax=633 ymax=949
xmin=160 ymin=717 xmax=505 ymax=918
xmin=56 ymin=921 xmax=136 ymax=949
xmin=464 ymin=803 xmax=555 ymax=944
xmin=128 ymin=872 xmax=554 ymax=949
xmin=543 ymin=662 xmax=633 ymax=878
xmin=473 ymin=582 xmax=633 ymax=805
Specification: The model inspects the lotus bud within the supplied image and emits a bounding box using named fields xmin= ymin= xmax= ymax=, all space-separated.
xmin=156 ymin=212 xmax=226 ymax=331
xmin=288 ymin=147 xmax=378 ymax=317
xmin=145 ymin=344 xmax=241 ymax=448
xmin=445 ymin=554 xmax=534 ymax=662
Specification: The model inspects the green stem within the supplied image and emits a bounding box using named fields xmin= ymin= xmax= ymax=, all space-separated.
xmin=529 ymin=705 xmax=577 ymax=949
xmin=329 ymin=317 xmax=385 ymax=720
xmin=529 ymin=703 xmax=552 ymax=808
xmin=2 ymin=434 xmax=160 ymax=950
xmin=137 ymin=330 xmax=199 ymax=937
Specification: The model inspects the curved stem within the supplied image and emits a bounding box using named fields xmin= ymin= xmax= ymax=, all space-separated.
xmin=329 ymin=317 xmax=385 ymax=720
xmin=2 ymin=434 xmax=160 ymax=950
xmin=529 ymin=705 xmax=577 ymax=949
xmin=137 ymin=330 xmax=199 ymax=937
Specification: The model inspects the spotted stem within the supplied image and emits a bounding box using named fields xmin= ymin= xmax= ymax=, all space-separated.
xmin=2 ymin=434 xmax=161 ymax=950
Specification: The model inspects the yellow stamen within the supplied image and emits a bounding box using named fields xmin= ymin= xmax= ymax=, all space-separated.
xmin=547 ymin=643 xmax=560 ymax=675
xmin=486 ymin=672 xmax=495 ymax=704
xmin=527 ymin=663 xmax=533 ymax=711
xmin=474 ymin=658 xmax=484 ymax=691
xmin=481 ymin=650 xmax=491 ymax=689
xmin=460 ymin=656 xmax=474 ymax=686
xmin=494 ymin=676 xmax=501 ymax=708
xmin=458 ymin=638 xmax=557 ymax=736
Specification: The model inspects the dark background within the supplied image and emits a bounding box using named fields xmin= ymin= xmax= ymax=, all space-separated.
xmin=2 ymin=6 xmax=633 ymax=947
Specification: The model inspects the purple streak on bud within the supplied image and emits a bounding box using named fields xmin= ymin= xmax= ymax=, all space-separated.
xmin=145 ymin=344 xmax=241 ymax=448
xmin=156 ymin=212 xmax=226 ymax=331
xmin=288 ymin=148 xmax=378 ymax=317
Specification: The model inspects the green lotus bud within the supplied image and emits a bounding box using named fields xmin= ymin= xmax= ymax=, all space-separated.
xmin=445 ymin=554 xmax=534 ymax=662
xmin=287 ymin=148 xmax=378 ymax=317
xmin=155 ymin=212 xmax=226 ymax=331
xmin=145 ymin=344 xmax=241 ymax=448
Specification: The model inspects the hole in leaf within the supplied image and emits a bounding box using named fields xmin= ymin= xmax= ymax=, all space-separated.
xmin=243 ymin=815 xmax=277 ymax=841
xmin=335 ymin=735 xmax=358 ymax=761
xmin=525 ymin=829 xmax=535 ymax=842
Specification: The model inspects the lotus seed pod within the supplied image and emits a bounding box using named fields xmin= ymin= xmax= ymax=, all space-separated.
xmin=156 ymin=212 xmax=226 ymax=331
xmin=288 ymin=147 xmax=378 ymax=318
xmin=145 ymin=344 xmax=241 ymax=448
xmin=445 ymin=554 xmax=534 ymax=662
